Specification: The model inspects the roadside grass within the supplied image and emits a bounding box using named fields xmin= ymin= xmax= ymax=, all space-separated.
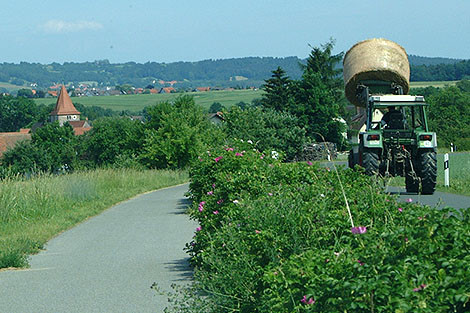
xmin=33 ymin=89 xmax=264 ymax=113
xmin=385 ymin=152 xmax=470 ymax=196
xmin=0 ymin=168 xmax=188 ymax=269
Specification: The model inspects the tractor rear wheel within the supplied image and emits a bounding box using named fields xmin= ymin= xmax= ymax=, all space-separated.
xmin=362 ymin=148 xmax=380 ymax=176
xmin=405 ymin=172 xmax=419 ymax=193
xmin=419 ymin=150 xmax=437 ymax=195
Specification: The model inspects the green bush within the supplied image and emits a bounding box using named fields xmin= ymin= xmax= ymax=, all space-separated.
xmin=223 ymin=106 xmax=306 ymax=161
xmin=171 ymin=142 xmax=470 ymax=312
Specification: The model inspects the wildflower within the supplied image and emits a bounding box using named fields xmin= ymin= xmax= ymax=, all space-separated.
xmin=307 ymin=161 xmax=313 ymax=166
xmin=260 ymin=154 xmax=265 ymax=159
xmin=247 ymin=140 xmax=253 ymax=144
xmin=268 ymin=192 xmax=273 ymax=196
xmin=405 ymin=237 xmax=409 ymax=242
xmin=225 ymin=147 xmax=234 ymax=151
xmin=413 ymin=284 xmax=426 ymax=292
xmin=217 ymin=199 xmax=224 ymax=204
xmin=207 ymin=191 xmax=213 ymax=195
xmin=255 ymin=230 xmax=261 ymax=234
xmin=235 ymin=152 xmax=243 ymax=156
xmin=196 ymin=226 xmax=202 ymax=232
xmin=398 ymin=207 xmax=403 ymax=212
xmin=300 ymin=295 xmax=315 ymax=305
xmin=198 ymin=201 xmax=206 ymax=212
xmin=233 ymin=200 xmax=239 ymax=204
xmin=334 ymin=252 xmax=340 ymax=256
xmin=320 ymin=193 xmax=325 ymax=198
xmin=198 ymin=157 xmax=203 ymax=162
xmin=351 ymin=226 xmax=367 ymax=234
xmin=213 ymin=210 xmax=219 ymax=215
xmin=357 ymin=259 xmax=364 ymax=266
xmin=271 ymin=150 xmax=279 ymax=159
xmin=406 ymin=198 xmax=413 ymax=203
xmin=214 ymin=156 xmax=223 ymax=162
xmin=212 ymin=183 xmax=216 ymax=188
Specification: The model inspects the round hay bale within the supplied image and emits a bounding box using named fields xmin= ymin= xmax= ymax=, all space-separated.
xmin=343 ymin=38 xmax=410 ymax=106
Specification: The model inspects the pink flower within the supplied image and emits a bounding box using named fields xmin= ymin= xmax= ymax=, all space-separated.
xmin=255 ymin=230 xmax=261 ymax=234
xmin=198 ymin=201 xmax=206 ymax=212
xmin=398 ymin=207 xmax=403 ymax=212
xmin=300 ymin=295 xmax=315 ymax=305
xmin=307 ymin=161 xmax=313 ymax=166
xmin=217 ymin=199 xmax=224 ymax=204
xmin=212 ymin=183 xmax=216 ymax=188
xmin=406 ymin=198 xmax=413 ymax=203
xmin=196 ymin=226 xmax=202 ymax=232
xmin=268 ymin=192 xmax=273 ymax=196
xmin=213 ymin=210 xmax=219 ymax=215
xmin=351 ymin=226 xmax=367 ymax=234
xmin=357 ymin=259 xmax=364 ymax=266
xmin=207 ymin=191 xmax=213 ymax=195
xmin=225 ymin=147 xmax=234 ymax=151
xmin=413 ymin=284 xmax=426 ymax=292
xmin=214 ymin=156 xmax=223 ymax=162
xmin=405 ymin=237 xmax=409 ymax=242
xmin=235 ymin=152 xmax=243 ymax=156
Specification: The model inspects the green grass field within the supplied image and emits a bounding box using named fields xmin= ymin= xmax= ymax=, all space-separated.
xmin=34 ymin=89 xmax=265 ymax=112
xmin=0 ymin=168 xmax=188 ymax=269
xmin=410 ymin=81 xmax=458 ymax=88
xmin=29 ymin=80 xmax=459 ymax=113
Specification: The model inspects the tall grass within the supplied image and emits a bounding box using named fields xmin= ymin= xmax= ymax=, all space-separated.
xmin=436 ymin=152 xmax=470 ymax=196
xmin=0 ymin=168 xmax=188 ymax=269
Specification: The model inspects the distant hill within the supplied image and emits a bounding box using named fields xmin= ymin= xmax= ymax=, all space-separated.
xmin=408 ymin=55 xmax=463 ymax=66
xmin=0 ymin=55 xmax=468 ymax=91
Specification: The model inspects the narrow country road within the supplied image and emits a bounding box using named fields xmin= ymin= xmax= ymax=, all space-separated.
xmin=0 ymin=183 xmax=196 ymax=313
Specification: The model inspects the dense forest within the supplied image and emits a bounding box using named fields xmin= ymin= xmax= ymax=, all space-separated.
xmin=0 ymin=55 xmax=468 ymax=91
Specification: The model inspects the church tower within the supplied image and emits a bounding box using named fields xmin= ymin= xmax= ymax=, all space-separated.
xmin=49 ymin=85 xmax=81 ymax=126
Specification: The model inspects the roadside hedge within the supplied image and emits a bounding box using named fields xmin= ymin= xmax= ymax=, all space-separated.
xmin=167 ymin=141 xmax=470 ymax=312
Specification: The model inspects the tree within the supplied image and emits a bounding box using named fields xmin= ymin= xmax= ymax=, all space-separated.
xmin=427 ymin=86 xmax=470 ymax=149
xmin=223 ymin=106 xmax=306 ymax=161
xmin=17 ymin=89 xmax=34 ymax=98
xmin=261 ymin=67 xmax=294 ymax=111
xmin=0 ymin=95 xmax=41 ymax=132
xmin=208 ymin=102 xmax=225 ymax=113
xmin=141 ymin=95 xmax=222 ymax=169
xmin=80 ymin=117 xmax=145 ymax=167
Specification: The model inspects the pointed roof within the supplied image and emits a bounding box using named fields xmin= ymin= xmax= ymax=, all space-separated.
xmin=50 ymin=85 xmax=80 ymax=116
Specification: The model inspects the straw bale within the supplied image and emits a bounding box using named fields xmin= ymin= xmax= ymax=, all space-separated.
xmin=343 ymin=38 xmax=410 ymax=106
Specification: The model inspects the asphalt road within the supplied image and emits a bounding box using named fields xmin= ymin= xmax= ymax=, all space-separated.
xmin=0 ymin=183 xmax=196 ymax=313
xmin=322 ymin=161 xmax=470 ymax=210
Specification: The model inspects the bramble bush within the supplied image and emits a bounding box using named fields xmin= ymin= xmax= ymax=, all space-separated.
xmin=165 ymin=140 xmax=470 ymax=312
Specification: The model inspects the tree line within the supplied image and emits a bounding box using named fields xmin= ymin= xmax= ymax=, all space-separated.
xmin=0 ymin=55 xmax=467 ymax=91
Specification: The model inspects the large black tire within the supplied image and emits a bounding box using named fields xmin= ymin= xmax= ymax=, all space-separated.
xmin=362 ymin=148 xmax=380 ymax=176
xmin=405 ymin=172 xmax=419 ymax=193
xmin=419 ymin=150 xmax=437 ymax=195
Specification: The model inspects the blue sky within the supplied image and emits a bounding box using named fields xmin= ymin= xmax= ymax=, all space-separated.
xmin=0 ymin=0 xmax=468 ymax=64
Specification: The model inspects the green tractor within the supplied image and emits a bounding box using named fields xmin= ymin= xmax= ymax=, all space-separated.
xmin=348 ymin=82 xmax=437 ymax=194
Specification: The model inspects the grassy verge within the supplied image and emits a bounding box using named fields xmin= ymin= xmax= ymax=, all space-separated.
xmin=0 ymin=168 xmax=188 ymax=269
xmin=385 ymin=152 xmax=470 ymax=196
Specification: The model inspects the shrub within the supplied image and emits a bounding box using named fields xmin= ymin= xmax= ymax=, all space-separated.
xmin=169 ymin=142 xmax=470 ymax=312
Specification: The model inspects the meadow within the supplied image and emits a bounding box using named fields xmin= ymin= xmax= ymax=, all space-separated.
xmin=30 ymin=80 xmax=455 ymax=113
xmin=34 ymin=89 xmax=265 ymax=112
xmin=0 ymin=168 xmax=188 ymax=269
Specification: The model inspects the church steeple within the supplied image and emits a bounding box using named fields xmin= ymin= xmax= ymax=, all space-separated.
xmin=50 ymin=85 xmax=80 ymax=125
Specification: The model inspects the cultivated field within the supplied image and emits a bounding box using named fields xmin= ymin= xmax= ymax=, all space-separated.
xmin=34 ymin=89 xmax=265 ymax=112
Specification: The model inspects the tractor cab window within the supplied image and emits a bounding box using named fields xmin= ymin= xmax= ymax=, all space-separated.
xmin=381 ymin=106 xmax=406 ymax=129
